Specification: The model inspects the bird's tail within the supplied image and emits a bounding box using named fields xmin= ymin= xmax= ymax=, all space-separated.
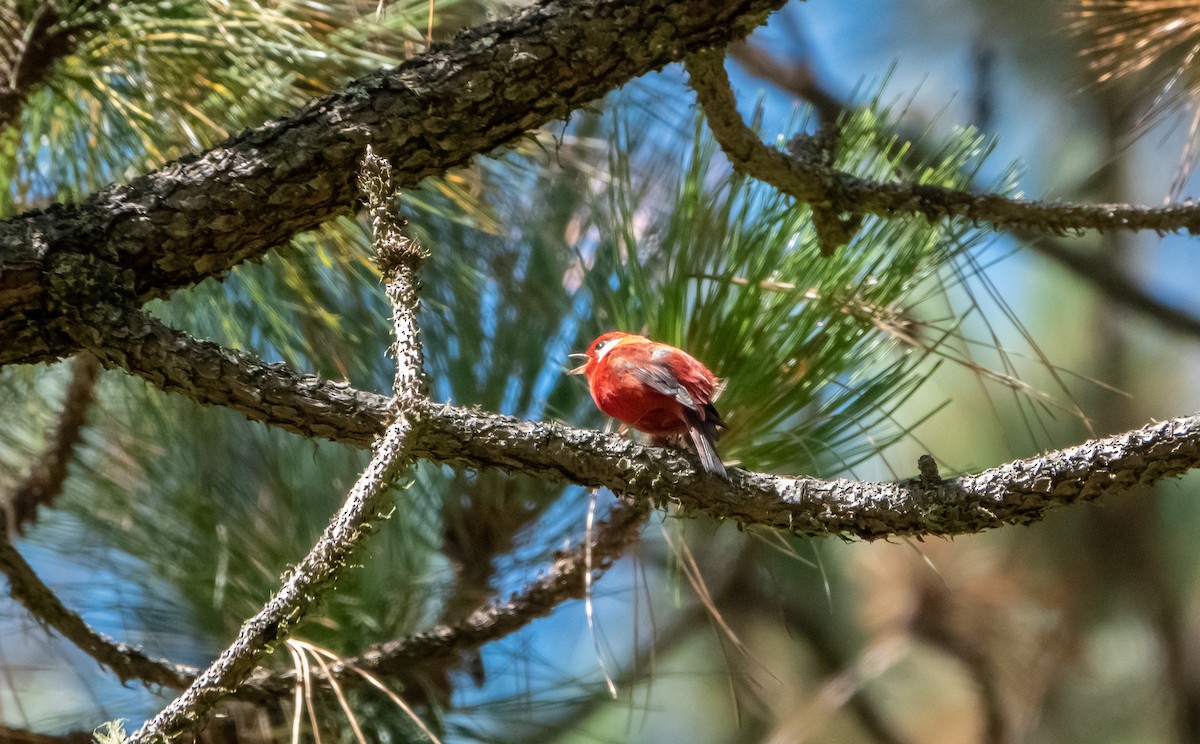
xmin=685 ymin=410 xmax=727 ymax=479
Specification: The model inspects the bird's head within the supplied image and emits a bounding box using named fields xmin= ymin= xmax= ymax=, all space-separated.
xmin=568 ymin=331 xmax=645 ymax=376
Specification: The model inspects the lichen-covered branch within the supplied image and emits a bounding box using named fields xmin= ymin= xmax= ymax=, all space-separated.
xmin=126 ymin=152 xmax=430 ymax=744
xmin=74 ymin=298 xmax=1200 ymax=540
xmin=685 ymin=50 xmax=1200 ymax=247
xmin=729 ymin=40 xmax=1200 ymax=342
xmin=234 ymin=498 xmax=649 ymax=700
xmin=1 ymin=492 xmax=646 ymax=706
xmin=128 ymin=414 xmax=417 ymax=743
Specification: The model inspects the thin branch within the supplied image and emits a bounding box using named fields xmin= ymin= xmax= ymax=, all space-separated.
xmin=359 ymin=145 xmax=427 ymax=408
xmin=0 ymin=723 xmax=92 ymax=744
xmin=5 ymin=353 xmax=101 ymax=533
xmin=728 ymin=40 xmax=842 ymax=127
xmin=127 ymin=151 xmax=430 ymax=744
xmin=732 ymin=38 xmax=1200 ymax=343
xmin=236 ymin=498 xmax=649 ymax=700
xmin=1028 ymin=234 xmax=1200 ymax=339
xmin=684 ymin=50 xmax=1200 ymax=249
xmin=0 ymin=535 xmax=192 ymax=689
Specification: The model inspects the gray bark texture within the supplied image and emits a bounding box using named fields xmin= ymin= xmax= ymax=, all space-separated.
xmin=0 ymin=0 xmax=787 ymax=368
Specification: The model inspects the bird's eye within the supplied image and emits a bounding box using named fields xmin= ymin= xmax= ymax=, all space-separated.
xmin=595 ymin=340 xmax=609 ymax=351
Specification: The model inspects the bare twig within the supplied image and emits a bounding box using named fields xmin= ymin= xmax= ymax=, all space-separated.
xmin=684 ymin=50 xmax=1200 ymax=247
xmin=6 ymin=353 xmax=101 ymax=533
xmin=0 ymin=535 xmax=191 ymax=689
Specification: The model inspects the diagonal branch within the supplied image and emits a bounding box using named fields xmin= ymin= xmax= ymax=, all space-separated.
xmin=235 ymin=498 xmax=650 ymax=700
xmin=1028 ymin=234 xmax=1200 ymax=339
xmin=127 ymin=151 xmax=430 ymax=743
xmin=0 ymin=489 xmax=647 ymax=704
xmin=684 ymin=50 xmax=1200 ymax=250
xmin=731 ymin=39 xmax=1200 ymax=343
xmin=0 ymin=534 xmax=193 ymax=689
xmin=0 ymin=0 xmax=789 ymax=368
xmin=5 ymin=353 xmax=101 ymax=533
xmin=128 ymin=413 xmax=418 ymax=743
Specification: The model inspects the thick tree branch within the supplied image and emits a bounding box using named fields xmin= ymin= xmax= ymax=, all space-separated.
xmin=0 ymin=0 xmax=788 ymax=368
xmin=70 ymin=297 xmax=1200 ymax=540
xmin=5 ymin=353 xmax=101 ymax=533
xmin=0 ymin=535 xmax=192 ymax=689
xmin=684 ymin=50 xmax=1200 ymax=251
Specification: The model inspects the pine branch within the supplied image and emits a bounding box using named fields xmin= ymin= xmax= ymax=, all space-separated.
xmin=0 ymin=534 xmax=193 ymax=690
xmin=0 ymin=0 xmax=788 ymax=368
xmin=731 ymin=38 xmax=1200 ymax=342
xmin=684 ymin=50 xmax=1200 ymax=253
xmin=127 ymin=150 xmax=429 ymax=744
xmin=64 ymin=288 xmax=1200 ymax=540
xmin=0 ymin=1 xmax=102 ymax=131
xmin=234 ymin=498 xmax=649 ymax=700
xmin=5 ymin=353 xmax=101 ymax=532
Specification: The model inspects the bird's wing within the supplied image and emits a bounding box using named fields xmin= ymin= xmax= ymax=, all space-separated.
xmin=617 ymin=359 xmax=699 ymax=409
xmin=608 ymin=348 xmax=724 ymax=427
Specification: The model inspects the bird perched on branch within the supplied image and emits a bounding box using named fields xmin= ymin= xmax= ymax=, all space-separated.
xmin=569 ymin=331 xmax=727 ymax=478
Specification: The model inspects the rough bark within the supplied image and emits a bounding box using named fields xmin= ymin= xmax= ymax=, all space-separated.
xmin=74 ymin=302 xmax=1200 ymax=540
xmin=0 ymin=0 xmax=787 ymax=368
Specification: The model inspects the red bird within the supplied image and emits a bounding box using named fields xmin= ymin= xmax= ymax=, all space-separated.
xmin=570 ymin=331 xmax=727 ymax=478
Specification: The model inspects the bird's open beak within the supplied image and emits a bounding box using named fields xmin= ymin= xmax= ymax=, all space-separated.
xmin=567 ymin=353 xmax=588 ymax=375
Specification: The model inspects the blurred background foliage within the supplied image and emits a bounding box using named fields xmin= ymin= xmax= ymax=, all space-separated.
xmin=3 ymin=0 xmax=1200 ymax=742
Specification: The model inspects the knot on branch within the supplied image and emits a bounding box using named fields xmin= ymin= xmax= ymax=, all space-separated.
xmin=917 ymin=453 xmax=942 ymax=488
xmin=789 ymin=130 xmax=864 ymax=256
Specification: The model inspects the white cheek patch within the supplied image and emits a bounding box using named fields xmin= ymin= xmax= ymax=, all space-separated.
xmin=596 ymin=342 xmax=618 ymax=361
